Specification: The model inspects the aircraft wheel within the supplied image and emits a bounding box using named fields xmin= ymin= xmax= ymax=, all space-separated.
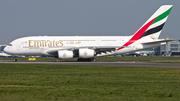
xmin=77 ymin=58 xmax=81 ymax=61
xmin=91 ymin=58 xmax=96 ymax=62
xmin=13 ymin=59 xmax=17 ymax=62
xmin=77 ymin=58 xmax=96 ymax=62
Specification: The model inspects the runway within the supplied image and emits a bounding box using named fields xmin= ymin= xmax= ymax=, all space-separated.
xmin=0 ymin=60 xmax=180 ymax=68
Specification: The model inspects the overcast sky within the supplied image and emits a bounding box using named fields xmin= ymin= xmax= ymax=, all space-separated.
xmin=0 ymin=0 xmax=179 ymax=44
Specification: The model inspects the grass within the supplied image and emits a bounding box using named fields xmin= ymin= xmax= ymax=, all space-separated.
xmin=0 ymin=63 xmax=180 ymax=100
xmin=1 ymin=56 xmax=180 ymax=62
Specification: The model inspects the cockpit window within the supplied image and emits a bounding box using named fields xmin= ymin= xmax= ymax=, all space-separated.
xmin=7 ymin=44 xmax=12 ymax=46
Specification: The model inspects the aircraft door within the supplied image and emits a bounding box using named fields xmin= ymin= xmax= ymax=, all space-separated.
xmin=96 ymin=38 xmax=101 ymax=45
xmin=116 ymin=38 xmax=121 ymax=45
xmin=16 ymin=44 xmax=20 ymax=51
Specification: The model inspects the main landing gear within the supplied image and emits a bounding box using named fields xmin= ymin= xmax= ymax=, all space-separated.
xmin=77 ymin=58 xmax=96 ymax=62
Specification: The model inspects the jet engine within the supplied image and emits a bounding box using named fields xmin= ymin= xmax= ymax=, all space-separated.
xmin=79 ymin=49 xmax=95 ymax=58
xmin=58 ymin=50 xmax=73 ymax=59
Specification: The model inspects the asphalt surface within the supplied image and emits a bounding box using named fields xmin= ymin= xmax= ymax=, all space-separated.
xmin=0 ymin=60 xmax=180 ymax=68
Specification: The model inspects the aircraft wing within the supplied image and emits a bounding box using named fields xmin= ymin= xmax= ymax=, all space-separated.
xmin=45 ymin=46 xmax=125 ymax=56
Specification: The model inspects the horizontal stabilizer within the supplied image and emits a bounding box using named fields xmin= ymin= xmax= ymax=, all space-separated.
xmin=142 ymin=39 xmax=175 ymax=45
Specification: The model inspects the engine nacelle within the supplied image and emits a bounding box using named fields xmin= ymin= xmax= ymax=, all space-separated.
xmin=58 ymin=50 xmax=73 ymax=59
xmin=79 ymin=49 xmax=95 ymax=58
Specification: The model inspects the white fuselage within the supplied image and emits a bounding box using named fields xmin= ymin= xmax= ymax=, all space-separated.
xmin=4 ymin=35 xmax=158 ymax=58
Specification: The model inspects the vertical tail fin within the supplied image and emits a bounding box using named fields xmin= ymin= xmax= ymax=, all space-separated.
xmin=134 ymin=5 xmax=173 ymax=39
xmin=117 ymin=5 xmax=173 ymax=51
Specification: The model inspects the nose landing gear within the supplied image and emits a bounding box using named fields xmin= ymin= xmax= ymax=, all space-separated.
xmin=13 ymin=56 xmax=17 ymax=62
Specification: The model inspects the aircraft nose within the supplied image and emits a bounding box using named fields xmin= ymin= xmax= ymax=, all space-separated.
xmin=3 ymin=46 xmax=8 ymax=53
xmin=3 ymin=46 xmax=12 ymax=54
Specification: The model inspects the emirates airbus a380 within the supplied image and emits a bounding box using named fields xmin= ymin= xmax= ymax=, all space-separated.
xmin=4 ymin=5 xmax=174 ymax=62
